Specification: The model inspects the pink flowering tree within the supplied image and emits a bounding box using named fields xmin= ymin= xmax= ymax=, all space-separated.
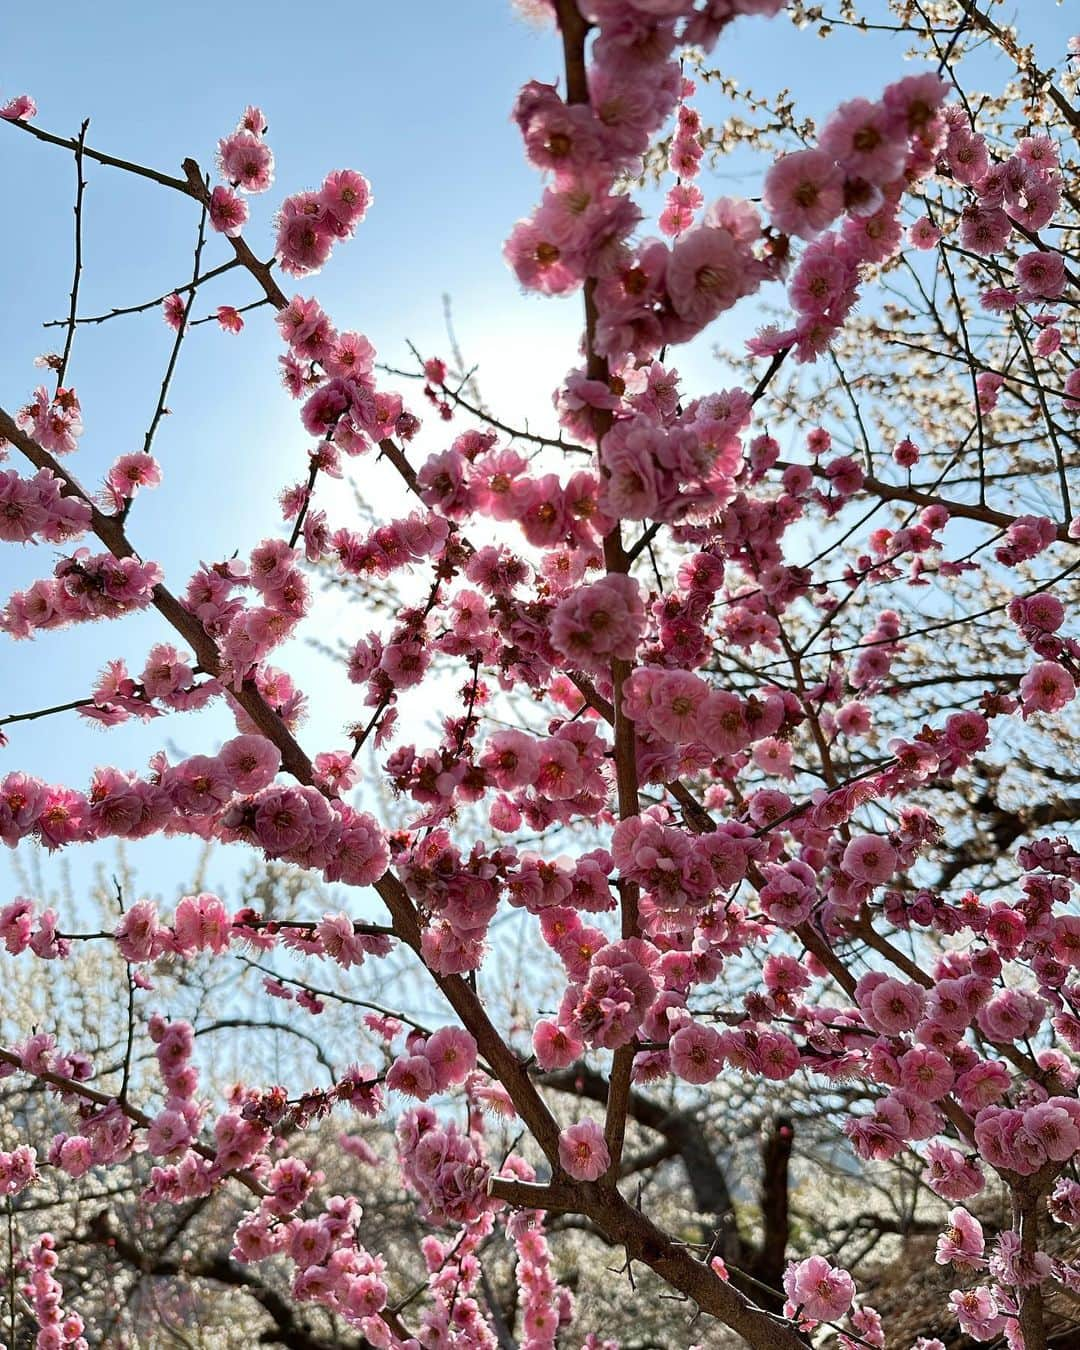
xmin=2 ymin=1 xmax=1080 ymax=1347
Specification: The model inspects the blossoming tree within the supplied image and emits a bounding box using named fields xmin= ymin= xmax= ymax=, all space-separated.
xmin=1 ymin=0 xmax=1080 ymax=1346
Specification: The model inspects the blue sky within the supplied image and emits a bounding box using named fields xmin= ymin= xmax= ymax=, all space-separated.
xmin=0 ymin=1 xmax=1073 ymax=910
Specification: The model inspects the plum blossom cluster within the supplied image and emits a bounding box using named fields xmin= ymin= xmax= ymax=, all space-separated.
xmin=1 ymin=888 xmax=392 ymax=981
xmin=24 ymin=1235 xmax=87 ymax=1350
xmin=0 ymin=1032 xmax=135 ymax=1183
xmin=330 ymin=508 xmax=450 ymax=581
xmin=397 ymin=1107 xmax=495 ymax=1226
xmin=393 ymin=823 xmax=612 ymax=975
xmin=143 ymin=1016 xmax=203 ymax=1160
xmin=0 ymin=735 xmax=390 ymax=896
xmin=762 ymin=74 xmax=950 ymax=362
xmin=78 ymin=643 xmax=222 ymax=729
xmin=385 ymin=1026 xmax=478 ymax=1102
xmin=231 ymin=1166 xmax=393 ymax=1339
xmin=0 ymin=467 xmax=91 ymax=544
xmin=268 ymin=292 xmax=423 ymax=543
xmin=660 ymin=79 xmax=705 ymax=236
xmin=505 ymin=4 xmax=786 ymax=359
xmin=216 ymin=105 xmax=274 ymax=194
xmin=421 ymin=426 xmax=605 ymax=541
xmin=418 ymin=369 xmax=755 ymax=534
xmin=15 ymin=385 xmax=82 ymax=455
xmin=508 ymin=1213 xmax=573 ymax=1347
xmin=1 ymin=549 xmax=163 ymax=637
xmin=613 ymin=808 xmax=758 ymax=919
xmin=172 ymin=538 xmax=317 ymax=685
xmin=0 ymin=1142 xmax=36 ymax=1196
xmin=928 ymin=111 xmax=1080 ymax=419
xmin=20 ymin=1026 xmax=403 ymax=1344
xmin=974 ymin=1098 xmax=1080 ymax=1175
xmin=275 ymin=168 xmax=372 ymax=278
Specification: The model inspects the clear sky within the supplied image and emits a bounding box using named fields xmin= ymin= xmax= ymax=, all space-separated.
xmin=0 ymin=1 xmax=1073 ymax=909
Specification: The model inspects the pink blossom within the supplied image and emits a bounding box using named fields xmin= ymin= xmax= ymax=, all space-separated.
xmin=0 ymin=1144 xmax=36 ymax=1196
xmin=115 ymin=899 xmax=165 ymax=963
xmin=386 ymin=1054 xmax=437 ymax=1101
xmin=948 ymin=1287 xmax=1006 ymax=1339
xmin=209 ymin=185 xmax=249 ymax=236
xmin=327 ymin=809 xmax=390 ymax=886
xmin=423 ymin=1027 xmax=477 ymax=1090
xmin=820 ymin=98 xmax=906 ymax=185
xmin=645 ymin=670 xmax=710 ymax=744
xmin=936 ymin=1207 xmax=985 ymax=1269
xmin=276 ymin=198 xmax=334 ymax=277
xmin=783 ymin=1254 xmax=855 ymax=1322
xmin=955 ymin=1059 xmax=1011 ymax=1114
xmin=1016 ymin=249 xmax=1065 ymax=299
xmin=842 ymin=835 xmax=898 ymax=884
xmin=1020 ymin=660 xmax=1075 ymax=717
xmin=763 ymin=150 xmax=845 ymax=239
xmin=666 ymin=226 xmax=756 ymax=327
xmin=172 ymin=893 xmax=232 ymax=955
xmin=909 ymin=216 xmax=942 ymax=249
xmin=700 ymin=690 xmax=751 ymax=756
xmin=56 ymin=1135 xmax=93 ymax=1178
xmin=898 ymin=1046 xmax=954 ymax=1101
xmin=857 ymin=975 xmax=925 ymax=1035
xmin=163 ymin=755 xmax=232 ymax=816
xmin=922 ymin=1141 xmax=985 ymax=1201
xmin=105 ymin=452 xmax=161 ymax=502
xmin=217 ymin=128 xmax=274 ymax=192
xmin=669 ymin=1022 xmax=723 ymax=1083
xmin=504 ymin=216 xmax=582 ymax=295
xmin=0 ymin=93 xmax=36 ymax=121
xmin=558 ymin=1120 xmax=610 ymax=1181
xmin=220 ymin=735 xmax=281 ymax=793
xmin=481 ymin=730 xmax=541 ymax=790
xmin=757 ymin=1032 xmax=800 ymax=1080
xmin=1023 ymin=1100 xmax=1080 ymax=1162
xmin=320 ymin=169 xmax=372 ymax=234
xmin=533 ymin=1019 xmax=583 ymax=1070
xmin=550 ymin=574 xmax=644 ymax=675
xmin=146 ymin=1108 xmax=192 ymax=1157
xmin=163 ymin=293 xmax=186 ymax=330
xmin=0 ymin=899 xmax=33 ymax=954
xmin=1034 ymin=325 xmax=1061 ymax=356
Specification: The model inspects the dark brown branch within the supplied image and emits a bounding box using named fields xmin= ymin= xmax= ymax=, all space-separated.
xmin=8 ymin=118 xmax=195 ymax=196
xmin=779 ymin=459 xmax=1075 ymax=547
xmin=539 ymin=1063 xmax=745 ymax=1262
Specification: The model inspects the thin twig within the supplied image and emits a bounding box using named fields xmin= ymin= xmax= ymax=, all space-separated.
xmin=56 ymin=119 xmax=89 ymax=389
xmin=115 ymin=878 xmax=137 ymax=1106
xmin=138 ymin=179 xmax=211 ymax=469
xmin=43 ymin=257 xmax=243 ymax=329
xmin=8 ymin=118 xmax=195 ymax=196
xmin=0 ymin=695 xmax=96 ymax=730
